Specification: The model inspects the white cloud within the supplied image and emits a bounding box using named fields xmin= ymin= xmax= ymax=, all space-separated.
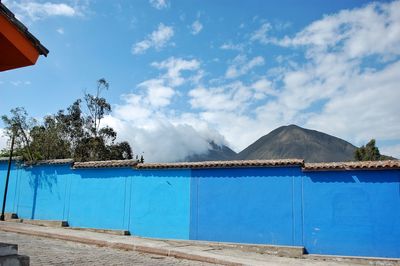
xmin=190 ymin=20 xmax=203 ymax=35
xmin=56 ymin=27 xmax=64 ymax=34
xmin=112 ymin=94 xmax=152 ymax=122
xmin=220 ymin=42 xmax=244 ymax=52
xmin=117 ymin=57 xmax=201 ymax=115
xmin=189 ymin=78 xmax=275 ymax=112
xmin=151 ymin=57 xmax=200 ymax=86
xmin=305 ymin=61 xmax=400 ymax=145
xmin=3 ymin=0 xmax=81 ymax=21
xmin=189 ymin=85 xmax=245 ymax=112
xmin=225 ymin=55 xmax=265 ymax=79
xmin=10 ymin=80 xmax=31 ymax=86
xmin=105 ymin=99 xmax=227 ymax=162
xmin=250 ymin=23 xmax=272 ymax=44
xmin=149 ymin=0 xmax=168 ymax=10
xmin=132 ymin=23 xmax=174 ymax=54
xmin=251 ymin=78 xmax=276 ymax=100
xmin=276 ymin=1 xmax=400 ymax=59
xmin=137 ymin=79 xmax=175 ymax=107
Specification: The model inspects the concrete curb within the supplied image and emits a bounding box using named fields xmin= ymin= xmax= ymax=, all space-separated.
xmin=67 ymin=227 xmax=130 ymax=236
xmin=3 ymin=213 xmax=18 ymax=220
xmin=305 ymin=254 xmax=400 ymax=265
xmin=20 ymin=219 xmax=68 ymax=227
xmin=0 ymin=225 xmax=242 ymax=266
xmin=4 ymin=214 xmax=68 ymax=228
xmin=148 ymin=238 xmax=304 ymax=258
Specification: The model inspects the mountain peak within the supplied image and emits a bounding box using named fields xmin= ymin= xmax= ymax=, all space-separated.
xmin=181 ymin=125 xmax=372 ymax=163
xmin=237 ymin=125 xmax=357 ymax=163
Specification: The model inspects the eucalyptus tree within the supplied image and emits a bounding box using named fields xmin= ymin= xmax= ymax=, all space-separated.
xmin=1 ymin=79 xmax=134 ymax=162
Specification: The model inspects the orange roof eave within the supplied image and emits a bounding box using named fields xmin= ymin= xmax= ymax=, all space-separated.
xmin=0 ymin=14 xmax=39 ymax=71
xmin=0 ymin=2 xmax=48 ymax=72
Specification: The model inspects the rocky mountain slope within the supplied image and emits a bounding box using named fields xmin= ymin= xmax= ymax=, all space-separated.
xmin=236 ymin=125 xmax=357 ymax=162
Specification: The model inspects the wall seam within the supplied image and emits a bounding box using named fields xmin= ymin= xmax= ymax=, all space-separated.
xmin=16 ymin=168 xmax=22 ymax=215
xmin=62 ymin=171 xmax=68 ymax=220
xmin=196 ymin=171 xmax=199 ymax=240
xmin=66 ymin=174 xmax=72 ymax=222
xmin=12 ymin=166 xmax=18 ymax=212
xmin=292 ymin=175 xmax=295 ymax=245
xmin=127 ymin=173 xmax=133 ymax=233
xmin=301 ymin=174 xmax=305 ymax=247
xmin=122 ymin=176 xmax=127 ymax=229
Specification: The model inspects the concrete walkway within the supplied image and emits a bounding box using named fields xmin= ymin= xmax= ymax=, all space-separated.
xmin=0 ymin=221 xmax=398 ymax=266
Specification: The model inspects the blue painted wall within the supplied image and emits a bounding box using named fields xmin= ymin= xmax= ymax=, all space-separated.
xmin=191 ymin=167 xmax=303 ymax=246
xmin=67 ymin=168 xmax=130 ymax=230
xmin=130 ymin=169 xmax=191 ymax=239
xmin=18 ymin=165 xmax=69 ymax=221
xmin=303 ymin=170 xmax=400 ymax=258
xmin=0 ymin=162 xmax=22 ymax=214
xmin=1 ymin=161 xmax=400 ymax=258
xmin=0 ymin=163 xmax=191 ymax=239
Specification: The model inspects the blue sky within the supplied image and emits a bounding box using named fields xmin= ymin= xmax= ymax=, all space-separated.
xmin=1 ymin=0 xmax=399 ymax=162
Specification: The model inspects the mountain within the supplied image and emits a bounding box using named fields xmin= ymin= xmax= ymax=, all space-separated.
xmin=236 ymin=125 xmax=357 ymax=162
xmin=185 ymin=141 xmax=237 ymax=162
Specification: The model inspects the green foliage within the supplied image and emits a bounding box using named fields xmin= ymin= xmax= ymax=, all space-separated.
xmin=354 ymin=139 xmax=383 ymax=161
xmin=1 ymin=79 xmax=136 ymax=163
xmin=1 ymin=107 xmax=36 ymax=161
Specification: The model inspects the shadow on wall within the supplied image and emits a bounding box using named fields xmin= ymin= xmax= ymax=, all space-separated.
xmin=24 ymin=166 xmax=70 ymax=219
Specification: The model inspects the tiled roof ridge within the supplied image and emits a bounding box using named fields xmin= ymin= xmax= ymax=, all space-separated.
xmin=303 ymin=160 xmax=400 ymax=171
xmin=136 ymin=159 xmax=305 ymax=169
xmin=1 ymin=157 xmax=399 ymax=170
xmin=73 ymin=159 xmax=139 ymax=169
xmin=30 ymin=158 xmax=74 ymax=165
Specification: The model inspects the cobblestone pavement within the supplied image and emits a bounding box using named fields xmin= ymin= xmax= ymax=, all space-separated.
xmin=0 ymin=231 xmax=216 ymax=266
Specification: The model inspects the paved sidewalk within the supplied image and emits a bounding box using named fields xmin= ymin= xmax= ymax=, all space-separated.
xmin=0 ymin=231 xmax=213 ymax=265
xmin=0 ymin=221 xmax=396 ymax=266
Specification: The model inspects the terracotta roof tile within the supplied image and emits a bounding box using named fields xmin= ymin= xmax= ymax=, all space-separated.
xmin=136 ymin=159 xmax=304 ymax=169
xmin=22 ymin=158 xmax=74 ymax=166
xmin=36 ymin=159 xmax=74 ymax=165
xmin=303 ymin=160 xmax=400 ymax=171
xmin=73 ymin=159 xmax=138 ymax=169
xmin=2 ymin=156 xmax=399 ymax=171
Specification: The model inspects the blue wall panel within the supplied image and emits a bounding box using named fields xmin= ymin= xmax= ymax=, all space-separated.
xmin=21 ymin=165 xmax=70 ymax=220
xmin=303 ymin=170 xmax=400 ymax=258
xmin=129 ymin=169 xmax=191 ymax=240
xmin=0 ymin=162 xmax=20 ymax=213
xmin=67 ymin=168 xmax=130 ymax=230
xmin=191 ymin=167 xmax=303 ymax=246
xmin=12 ymin=168 xmax=35 ymax=219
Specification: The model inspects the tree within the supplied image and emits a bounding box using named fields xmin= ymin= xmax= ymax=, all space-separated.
xmin=29 ymin=115 xmax=72 ymax=160
xmin=354 ymin=139 xmax=382 ymax=161
xmin=1 ymin=107 xmax=35 ymax=161
xmin=84 ymin=78 xmax=111 ymax=138
xmin=1 ymin=79 xmax=137 ymax=162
